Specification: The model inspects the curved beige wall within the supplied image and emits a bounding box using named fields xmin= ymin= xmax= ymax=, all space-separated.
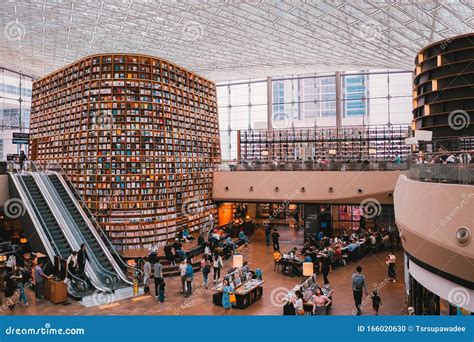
xmin=394 ymin=175 xmax=474 ymax=284
xmin=213 ymin=171 xmax=404 ymax=204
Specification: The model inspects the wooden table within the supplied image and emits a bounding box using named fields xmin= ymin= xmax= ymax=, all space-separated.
xmin=43 ymin=277 xmax=67 ymax=304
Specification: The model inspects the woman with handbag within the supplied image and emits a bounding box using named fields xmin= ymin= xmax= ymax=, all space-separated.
xmin=222 ymin=279 xmax=235 ymax=315
xmin=291 ymin=290 xmax=305 ymax=316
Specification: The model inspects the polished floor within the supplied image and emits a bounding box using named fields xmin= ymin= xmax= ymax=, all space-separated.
xmin=1 ymin=227 xmax=406 ymax=316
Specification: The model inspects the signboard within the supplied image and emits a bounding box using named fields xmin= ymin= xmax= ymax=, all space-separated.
xmin=7 ymin=154 xmax=19 ymax=162
xmin=12 ymin=132 xmax=30 ymax=145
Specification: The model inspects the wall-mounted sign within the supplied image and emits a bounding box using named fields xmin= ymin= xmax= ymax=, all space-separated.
xmin=12 ymin=133 xmax=30 ymax=145
xmin=7 ymin=154 xmax=19 ymax=161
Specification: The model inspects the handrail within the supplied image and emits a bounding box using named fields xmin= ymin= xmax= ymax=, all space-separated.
xmin=37 ymin=161 xmax=142 ymax=280
xmin=11 ymin=171 xmax=89 ymax=294
xmin=34 ymin=171 xmax=120 ymax=289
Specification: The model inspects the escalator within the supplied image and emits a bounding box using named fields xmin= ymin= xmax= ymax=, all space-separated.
xmin=10 ymin=173 xmax=89 ymax=298
xmin=45 ymin=173 xmax=131 ymax=288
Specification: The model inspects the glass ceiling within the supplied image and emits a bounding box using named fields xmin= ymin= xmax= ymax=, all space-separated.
xmin=0 ymin=0 xmax=472 ymax=81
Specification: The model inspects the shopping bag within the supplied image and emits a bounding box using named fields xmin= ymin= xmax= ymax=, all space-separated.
xmin=229 ymin=292 xmax=237 ymax=304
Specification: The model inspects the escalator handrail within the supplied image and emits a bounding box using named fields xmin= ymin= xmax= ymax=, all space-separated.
xmin=28 ymin=171 xmax=112 ymax=293
xmin=35 ymin=172 xmax=120 ymax=290
xmin=10 ymin=172 xmax=89 ymax=295
xmin=37 ymin=161 xmax=142 ymax=280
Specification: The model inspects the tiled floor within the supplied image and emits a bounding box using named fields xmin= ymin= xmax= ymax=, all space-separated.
xmin=1 ymin=226 xmax=406 ymax=316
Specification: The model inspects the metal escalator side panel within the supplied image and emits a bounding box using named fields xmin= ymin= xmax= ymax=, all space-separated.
xmin=8 ymin=173 xmax=57 ymax=263
xmin=51 ymin=172 xmax=133 ymax=286
xmin=30 ymin=172 xmax=111 ymax=294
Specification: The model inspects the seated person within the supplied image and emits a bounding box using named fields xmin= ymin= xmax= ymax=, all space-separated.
xmin=288 ymin=247 xmax=299 ymax=260
xmin=177 ymin=231 xmax=186 ymax=242
xmin=197 ymin=233 xmax=205 ymax=246
xmin=182 ymin=228 xmax=195 ymax=241
xmin=273 ymin=249 xmax=283 ymax=263
xmin=225 ymin=237 xmax=236 ymax=252
xmin=238 ymin=229 xmax=249 ymax=246
xmin=303 ymin=253 xmax=312 ymax=263
xmin=222 ymin=243 xmax=232 ymax=259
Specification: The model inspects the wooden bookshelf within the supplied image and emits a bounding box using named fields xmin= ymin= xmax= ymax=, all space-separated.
xmin=29 ymin=54 xmax=220 ymax=252
xmin=238 ymin=125 xmax=410 ymax=162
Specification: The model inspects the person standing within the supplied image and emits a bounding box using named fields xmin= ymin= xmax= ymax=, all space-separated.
xmin=222 ymin=279 xmax=234 ymax=315
xmin=386 ymin=251 xmax=396 ymax=282
xmin=321 ymin=248 xmax=331 ymax=285
xmin=372 ymin=289 xmax=382 ymax=315
xmin=212 ymin=252 xmax=223 ymax=284
xmin=185 ymin=261 xmax=194 ymax=297
xmin=238 ymin=229 xmax=249 ymax=246
xmin=34 ymin=260 xmax=51 ymax=301
xmin=143 ymin=257 xmax=152 ymax=294
xmin=164 ymin=241 xmax=176 ymax=266
xmin=179 ymin=260 xmax=187 ymax=294
xmin=19 ymin=150 xmax=27 ymax=172
xmin=352 ymin=266 xmax=368 ymax=315
xmin=77 ymin=244 xmax=87 ymax=276
xmin=291 ymin=290 xmax=305 ymax=315
xmin=202 ymin=258 xmax=211 ymax=289
xmin=311 ymin=287 xmax=331 ymax=315
xmin=66 ymin=251 xmax=78 ymax=275
xmin=4 ymin=270 xmax=17 ymax=309
xmin=264 ymin=223 xmax=271 ymax=246
xmin=153 ymin=260 xmax=163 ymax=301
xmin=271 ymin=228 xmax=280 ymax=251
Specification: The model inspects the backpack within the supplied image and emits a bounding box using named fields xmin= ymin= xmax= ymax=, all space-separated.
xmin=353 ymin=274 xmax=365 ymax=291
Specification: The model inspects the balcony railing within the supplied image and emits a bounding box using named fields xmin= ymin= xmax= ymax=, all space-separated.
xmin=408 ymin=151 xmax=474 ymax=185
xmin=217 ymin=160 xmax=408 ymax=172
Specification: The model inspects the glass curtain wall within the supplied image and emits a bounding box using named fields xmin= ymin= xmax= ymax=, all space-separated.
xmin=217 ymin=70 xmax=413 ymax=160
xmin=0 ymin=68 xmax=33 ymax=160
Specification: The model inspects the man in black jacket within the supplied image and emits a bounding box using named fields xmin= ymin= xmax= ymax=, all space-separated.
xmin=77 ymin=244 xmax=87 ymax=276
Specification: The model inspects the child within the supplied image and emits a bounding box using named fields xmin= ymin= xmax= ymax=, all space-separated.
xmin=372 ymin=289 xmax=382 ymax=315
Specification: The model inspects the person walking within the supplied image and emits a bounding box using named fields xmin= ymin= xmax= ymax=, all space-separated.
xmin=164 ymin=241 xmax=176 ymax=266
xmin=4 ymin=269 xmax=17 ymax=309
xmin=264 ymin=223 xmax=271 ymax=246
xmin=352 ymin=266 xmax=368 ymax=315
xmin=271 ymin=228 xmax=280 ymax=251
xmin=179 ymin=260 xmax=187 ymax=294
xmin=372 ymin=289 xmax=382 ymax=315
xmin=143 ymin=257 xmax=152 ymax=294
xmin=16 ymin=266 xmax=30 ymax=307
xmin=201 ymin=258 xmax=211 ymax=289
xmin=185 ymin=261 xmax=194 ymax=297
xmin=212 ymin=252 xmax=223 ymax=284
xmin=386 ymin=251 xmax=396 ymax=282
xmin=77 ymin=244 xmax=87 ymax=276
xmin=321 ymin=247 xmax=331 ymax=285
xmin=153 ymin=260 xmax=163 ymax=301
xmin=222 ymin=279 xmax=234 ymax=315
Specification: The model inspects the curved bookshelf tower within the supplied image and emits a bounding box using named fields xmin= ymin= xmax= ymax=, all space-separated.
xmin=413 ymin=33 xmax=474 ymax=138
xmin=30 ymin=54 xmax=220 ymax=253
